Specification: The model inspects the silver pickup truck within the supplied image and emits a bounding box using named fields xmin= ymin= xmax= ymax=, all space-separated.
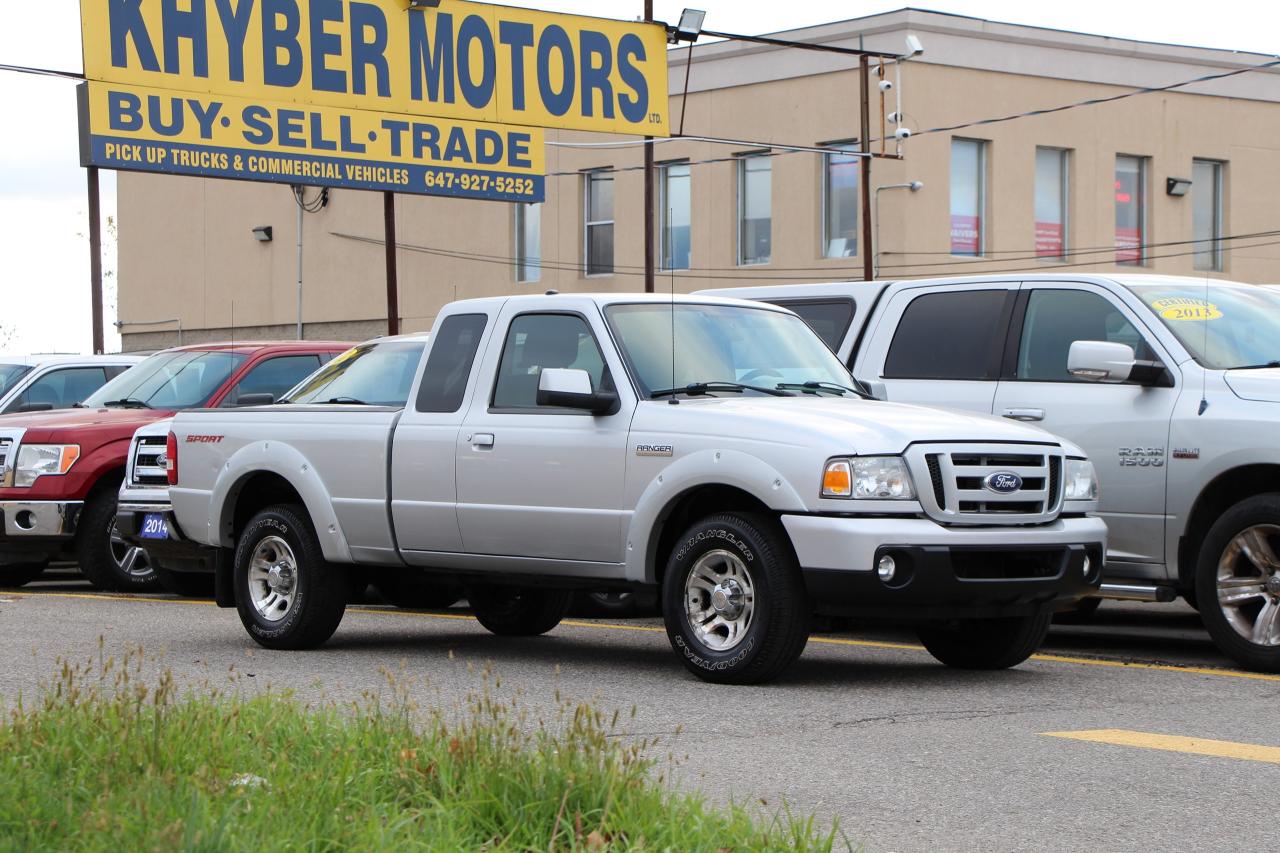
xmin=164 ymin=293 xmax=1105 ymax=684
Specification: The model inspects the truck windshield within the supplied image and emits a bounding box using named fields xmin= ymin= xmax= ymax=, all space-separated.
xmin=1127 ymin=282 xmax=1280 ymax=369
xmin=606 ymin=303 xmax=855 ymax=397
xmin=283 ymin=340 xmax=427 ymax=406
xmin=0 ymin=365 xmax=33 ymax=397
xmin=83 ymin=351 xmax=247 ymax=409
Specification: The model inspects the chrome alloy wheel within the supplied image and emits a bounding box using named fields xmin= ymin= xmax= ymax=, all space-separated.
xmin=109 ymin=521 xmax=153 ymax=579
xmin=248 ymin=536 xmax=300 ymax=623
xmin=684 ymin=549 xmax=756 ymax=652
xmin=1217 ymin=524 xmax=1280 ymax=646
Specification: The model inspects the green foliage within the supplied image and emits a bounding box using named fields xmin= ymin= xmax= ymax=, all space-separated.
xmin=0 ymin=646 xmax=845 ymax=852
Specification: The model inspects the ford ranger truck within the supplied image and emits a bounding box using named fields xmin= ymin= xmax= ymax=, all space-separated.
xmin=165 ymin=294 xmax=1104 ymax=685
xmin=115 ymin=334 xmax=450 ymax=606
xmin=711 ymin=273 xmax=1280 ymax=672
xmin=0 ymin=341 xmax=350 ymax=590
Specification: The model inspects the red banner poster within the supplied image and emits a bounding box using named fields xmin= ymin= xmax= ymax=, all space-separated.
xmin=951 ymin=214 xmax=981 ymax=255
xmin=1036 ymin=222 xmax=1063 ymax=258
xmin=1115 ymin=226 xmax=1141 ymax=264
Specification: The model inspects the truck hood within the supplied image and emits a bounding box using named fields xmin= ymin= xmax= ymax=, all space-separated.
xmin=634 ymin=397 xmax=1065 ymax=455
xmin=1224 ymin=368 xmax=1280 ymax=404
xmin=0 ymin=407 xmax=176 ymax=444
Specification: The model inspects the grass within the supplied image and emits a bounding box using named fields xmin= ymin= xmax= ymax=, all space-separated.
xmin=0 ymin=646 xmax=846 ymax=851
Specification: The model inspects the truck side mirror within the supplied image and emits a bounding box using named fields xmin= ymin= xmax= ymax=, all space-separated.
xmin=234 ymin=392 xmax=276 ymax=407
xmin=1068 ymin=340 xmax=1170 ymax=387
xmin=862 ymin=379 xmax=889 ymax=401
xmin=537 ymin=368 xmax=618 ymax=415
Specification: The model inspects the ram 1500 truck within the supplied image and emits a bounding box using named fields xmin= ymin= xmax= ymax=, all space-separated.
xmin=165 ymin=294 xmax=1104 ymax=684
xmin=711 ymin=273 xmax=1280 ymax=671
xmin=0 ymin=341 xmax=350 ymax=591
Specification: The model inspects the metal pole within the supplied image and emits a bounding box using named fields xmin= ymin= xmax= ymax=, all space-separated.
xmin=384 ymin=191 xmax=400 ymax=336
xmin=295 ymin=187 xmax=304 ymax=340
xmin=643 ymin=0 xmax=656 ymax=293
xmin=859 ymin=56 xmax=874 ymax=282
xmin=87 ymin=167 xmax=105 ymax=354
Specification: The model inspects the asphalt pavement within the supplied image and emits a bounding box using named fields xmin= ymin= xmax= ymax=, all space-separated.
xmin=2 ymin=569 xmax=1274 ymax=852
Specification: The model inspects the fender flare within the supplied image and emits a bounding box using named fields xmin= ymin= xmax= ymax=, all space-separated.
xmin=211 ymin=441 xmax=353 ymax=564
xmin=624 ymin=448 xmax=808 ymax=583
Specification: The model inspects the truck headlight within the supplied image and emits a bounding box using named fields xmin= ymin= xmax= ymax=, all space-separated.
xmin=1064 ymin=459 xmax=1098 ymax=502
xmin=823 ymin=456 xmax=915 ymax=500
xmin=14 ymin=444 xmax=81 ymax=488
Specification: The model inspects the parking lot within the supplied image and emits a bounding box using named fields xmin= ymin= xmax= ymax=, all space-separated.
xmin=3 ymin=568 xmax=1274 ymax=853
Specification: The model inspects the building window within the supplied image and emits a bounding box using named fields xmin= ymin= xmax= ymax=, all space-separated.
xmin=515 ymin=203 xmax=541 ymax=283
xmin=738 ymin=153 xmax=772 ymax=265
xmin=1115 ymin=155 xmax=1147 ymax=266
xmin=584 ymin=170 xmax=614 ymax=276
xmin=1034 ymin=147 xmax=1069 ymax=261
xmin=660 ymin=162 xmax=691 ymax=271
xmin=1193 ymin=159 xmax=1224 ymax=272
xmin=950 ymin=138 xmax=986 ymax=256
xmin=823 ymin=145 xmax=859 ymax=258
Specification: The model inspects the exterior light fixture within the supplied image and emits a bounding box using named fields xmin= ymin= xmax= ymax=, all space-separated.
xmin=252 ymin=226 xmax=273 ymax=243
xmin=668 ymin=9 xmax=706 ymax=44
xmin=1166 ymin=177 xmax=1193 ymax=197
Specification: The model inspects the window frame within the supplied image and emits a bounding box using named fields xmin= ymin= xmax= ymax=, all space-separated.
xmin=949 ymin=137 xmax=988 ymax=258
xmin=1034 ymin=146 xmax=1070 ymax=263
xmin=514 ymin=202 xmax=541 ymax=284
xmin=1115 ymin=154 xmax=1149 ymax=267
xmin=736 ymin=151 xmax=773 ymax=267
xmin=658 ymin=160 xmax=692 ymax=272
xmin=487 ymin=310 xmax=615 ymax=415
xmin=1192 ymin=158 xmax=1225 ymax=273
xmin=582 ymin=170 xmax=615 ymax=278
xmin=821 ymin=141 xmax=861 ymax=259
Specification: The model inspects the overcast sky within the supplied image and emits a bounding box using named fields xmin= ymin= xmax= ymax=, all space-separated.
xmin=1 ymin=1 xmax=1276 ymax=353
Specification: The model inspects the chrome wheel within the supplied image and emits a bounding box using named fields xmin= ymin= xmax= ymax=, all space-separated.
xmin=684 ymin=549 xmax=756 ymax=652
xmin=109 ymin=522 xmax=153 ymax=579
xmin=248 ymin=536 xmax=299 ymax=623
xmin=1217 ymin=524 xmax=1280 ymax=647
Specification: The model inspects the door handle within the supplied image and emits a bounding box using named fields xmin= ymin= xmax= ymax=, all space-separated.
xmin=470 ymin=433 xmax=495 ymax=448
xmin=1002 ymin=408 xmax=1046 ymax=422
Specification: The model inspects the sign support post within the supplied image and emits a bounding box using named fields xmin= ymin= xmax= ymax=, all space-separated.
xmin=644 ymin=0 xmax=656 ymax=294
xmin=87 ymin=166 xmax=105 ymax=354
xmin=384 ymin=193 xmax=400 ymax=336
xmin=860 ymin=56 xmax=874 ymax=283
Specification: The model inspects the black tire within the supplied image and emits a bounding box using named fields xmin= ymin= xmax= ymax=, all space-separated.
xmin=468 ymin=585 xmax=571 ymax=636
xmin=1053 ymin=596 xmax=1102 ymax=625
xmin=1195 ymin=494 xmax=1280 ymax=672
xmin=373 ymin=571 xmax=462 ymax=610
xmin=917 ymin=609 xmax=1052 ymax=670
xmin=0 ymin=562 xmax=48 ymax=588
xmin=154 ymin=566 xmax=215 ymax=598
xmin=661 ymin=512 xmax=809 ymax=685
xmin=76 ymin=491 xmax=161 ymax=592
xmin=234 ymin=505 xmax=348 ymax=650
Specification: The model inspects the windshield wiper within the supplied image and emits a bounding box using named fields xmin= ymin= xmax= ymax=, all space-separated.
xmin=324 ymin=397 xmax=368 ymax=405
xmin=1233 ymin=361 xmax=1280 ymax=370
xmin=650 ymin=382 xmax=795 ymax=399
xmin=775 ymin=380 xmax=870 ymax=399
xmin=101 ymin=397 xmax=152 ymax=409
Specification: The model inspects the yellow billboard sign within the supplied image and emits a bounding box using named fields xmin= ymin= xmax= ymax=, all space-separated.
xmin=80 ymin=0 xmax=671 ymax=137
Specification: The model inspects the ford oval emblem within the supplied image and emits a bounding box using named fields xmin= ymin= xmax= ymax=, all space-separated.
xmin=984 ymin=472 xmax=1023 ymax=494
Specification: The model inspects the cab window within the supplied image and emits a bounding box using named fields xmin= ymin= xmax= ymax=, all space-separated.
xmin=220 ymin=355 xmax=321 ymax=407
xmin=6 ymin=367 xmax=109 ymax=412
xmin=492 ymin=314 xmax=607 ymax=410
xmin=884 ymin=290 xmax=1011 ymax=380
xmin=1016 ymin=290 xmax=1155 ymax=382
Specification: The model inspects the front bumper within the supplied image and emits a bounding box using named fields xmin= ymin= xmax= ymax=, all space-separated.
xmin=116 ymin=502 xmax=216 ymax=574
xmin=782 ymin=514 xmax=1107 ymax=620
xmin=0 ymin=500 xmax=83 ymax=564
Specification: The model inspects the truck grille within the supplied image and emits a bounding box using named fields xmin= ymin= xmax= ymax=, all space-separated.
xmin=130 ymin=436 xmax=169 ymax=486
xmin=906 ymin=444 xmax=1064 ymax=526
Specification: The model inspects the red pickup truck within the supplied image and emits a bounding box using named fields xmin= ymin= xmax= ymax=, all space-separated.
xmin=0 ymin=341 xmax=350 ymax=590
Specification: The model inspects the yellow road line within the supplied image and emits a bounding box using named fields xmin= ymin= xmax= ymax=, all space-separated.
xmin=1044 ymin=729 xmax=1280 ymax=765
xmin=12 ymin=589 xmax=1280 ymax=683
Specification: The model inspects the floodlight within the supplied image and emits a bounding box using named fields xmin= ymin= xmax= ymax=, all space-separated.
xmin=252 ymin=226 xmax=273 ymax=243
xmin=1166 ymin=177 xmax=1193 ymax=197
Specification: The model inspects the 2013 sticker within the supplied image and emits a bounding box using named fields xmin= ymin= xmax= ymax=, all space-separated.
xmin=1150 ymin=297 xmax=1223 ymax=321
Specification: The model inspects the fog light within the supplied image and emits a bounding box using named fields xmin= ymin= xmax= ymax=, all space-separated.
xmin=14 ymin=510 xmax=35 ymax=531
xmin=877 ymin=555 xmax=897 ymax=583
xmin=1082 ymin=556 xmax=1092 ymax=578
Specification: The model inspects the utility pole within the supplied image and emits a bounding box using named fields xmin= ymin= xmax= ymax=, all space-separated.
xmin=643 ymin=0 xmax=656 ymax=293
xmin=384 ymin=192 xmax=400 ymax=336
xmin=87 ymin=166 xmax=105 ymax=354
xmin=859 ymin=55 xmax=874 ymax=282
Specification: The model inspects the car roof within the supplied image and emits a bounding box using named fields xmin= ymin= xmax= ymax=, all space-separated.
xmin=152 ymin=340 xmax=354 ymax=355
xmin=446 ymin=292 xmax=795 ymax=313
xmin=0 ymin=353 xmax=146 ymax=368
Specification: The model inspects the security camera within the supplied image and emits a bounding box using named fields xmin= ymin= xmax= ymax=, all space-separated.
xmin=904 ymin=34 xmax=924 ymax=57
xmin=887 ymin=111 xmax=902 ymax=124
xmin=894 ymin=127 xmax=912 ymax=140
xmin=878 ymin=79 xmax=894 ymax=92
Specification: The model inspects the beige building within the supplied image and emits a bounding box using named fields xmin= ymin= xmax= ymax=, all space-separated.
xmin=116 ymin=8 xmax=1280 ymax=349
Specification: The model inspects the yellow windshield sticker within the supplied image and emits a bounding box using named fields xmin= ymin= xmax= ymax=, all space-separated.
xmin=1150 ymin=297 xmax=1223 ymax=322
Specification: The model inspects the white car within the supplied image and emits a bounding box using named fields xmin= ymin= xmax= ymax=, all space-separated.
xmin=0 ymin=354 xmax=145 ymax=415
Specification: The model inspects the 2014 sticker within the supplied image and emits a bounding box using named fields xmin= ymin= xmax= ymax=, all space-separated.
xmin=1150 ymin=297 xmax=1223 ymax=321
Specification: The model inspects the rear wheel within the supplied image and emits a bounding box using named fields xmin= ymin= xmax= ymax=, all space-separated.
xmin=77 ymin=492 xmax=161 ymax=592
xmin=1195 ymin=495 xmax=1280 ymax=672
xmin=661 ymin=512 xmax=809 ymax=685
xmin=0 ymin=562 xmax=48 ymax=588
xmin=917 ymin=609 xmax=1052 ymax=670
xmin=469 ymin=585 xmax=571 ymax=636
xmin=234 ymin=505 xmax=347 ymax=650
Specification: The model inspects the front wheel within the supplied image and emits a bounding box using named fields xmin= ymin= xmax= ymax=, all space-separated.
xmin=917 ymin=609 xmax=1052 ymax=670
xmin=662 ymin=512 xmax=809 ymax=685
xmin=234 ymin=505 xmax=347 ymax=650
xmin=1195 ymin=495 xmax=1280 ymax=672
xmin=0 ymin=561 xmax=48 ymax=588
xmin=468 ymin=585 xmax=571 ymax=636
xmin=77 ymin=492 xmax=161 ymax=592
